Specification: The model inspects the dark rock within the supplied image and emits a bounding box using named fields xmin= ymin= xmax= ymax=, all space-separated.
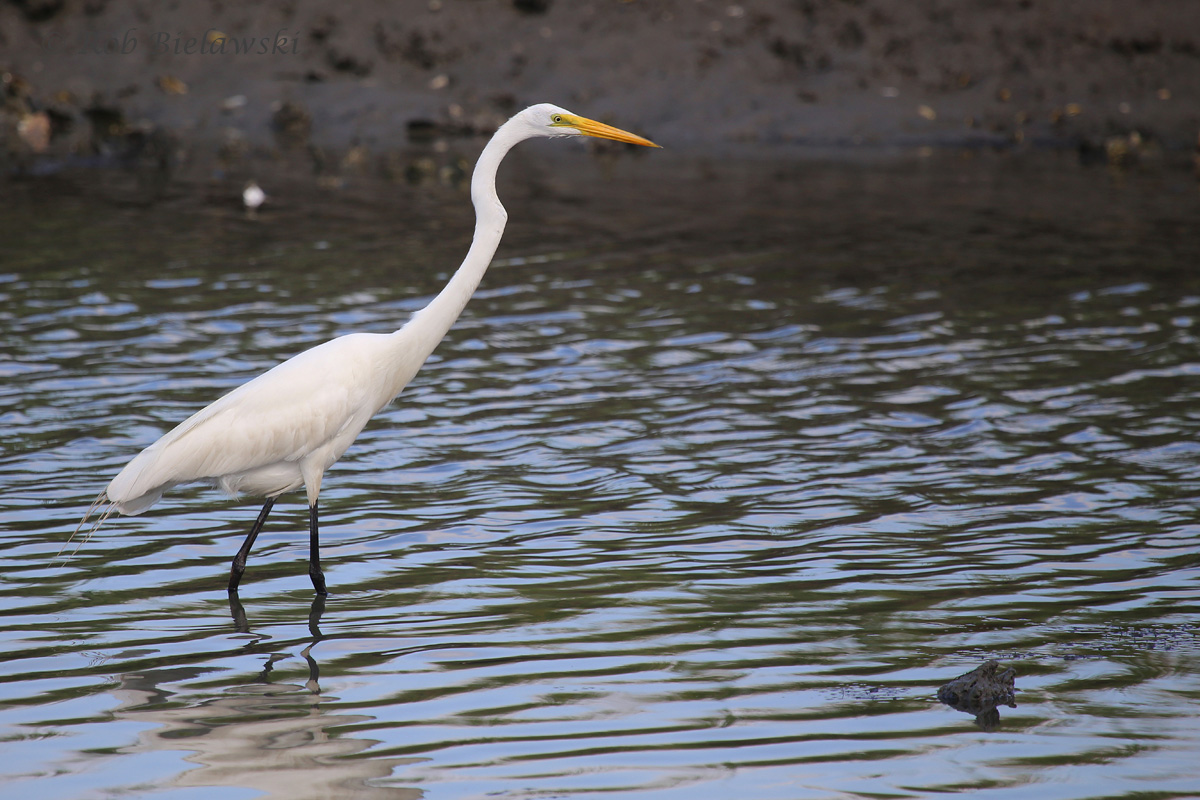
xmin=938 ymin=660 xmax=1016 ymax=730
xmin=514 ymin=0 xmax=551 ymax=14
xmin=10 ymin=0 xmax=65 ymax=23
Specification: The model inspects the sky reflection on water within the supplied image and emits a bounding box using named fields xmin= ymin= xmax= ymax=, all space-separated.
xmin=2 ymin=149 xmax=1200 ymax=799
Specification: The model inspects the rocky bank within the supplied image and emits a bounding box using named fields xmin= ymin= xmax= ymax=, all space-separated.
xmin=2 ymin=0 xmax=1198 ymax=172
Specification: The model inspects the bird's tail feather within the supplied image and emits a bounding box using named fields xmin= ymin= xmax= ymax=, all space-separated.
xmin=60 ymin=492 xmax=114 ymax=561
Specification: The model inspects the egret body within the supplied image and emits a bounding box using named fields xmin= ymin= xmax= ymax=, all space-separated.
xmin=85 ymin=104 xmax=658 ymax=594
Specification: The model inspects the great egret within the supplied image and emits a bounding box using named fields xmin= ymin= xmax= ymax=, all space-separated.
xmin=78 ymin=104 xmax=659 ymax=595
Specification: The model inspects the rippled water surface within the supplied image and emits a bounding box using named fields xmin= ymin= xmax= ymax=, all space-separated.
xmin=3 ymin=149 xmax=1200 ymax=799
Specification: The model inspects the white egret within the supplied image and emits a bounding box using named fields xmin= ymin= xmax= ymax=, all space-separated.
xmin=79 ymin=104 xmax=659 ymax=595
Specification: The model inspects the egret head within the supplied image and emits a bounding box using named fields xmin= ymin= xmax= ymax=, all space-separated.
xmin=519 ymin=103 xmax=660 ymax=148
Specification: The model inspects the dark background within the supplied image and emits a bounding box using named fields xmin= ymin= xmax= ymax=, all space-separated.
xmin=3 ymin=0 xmax=1198 ymax=169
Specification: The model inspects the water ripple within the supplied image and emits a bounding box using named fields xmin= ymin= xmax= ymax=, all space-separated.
xmin=3 ymin=154 xmax=1200 ymax=798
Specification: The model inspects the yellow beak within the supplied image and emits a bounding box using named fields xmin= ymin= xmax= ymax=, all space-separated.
xmin=562 ymin=115 xmax=661 ymax=148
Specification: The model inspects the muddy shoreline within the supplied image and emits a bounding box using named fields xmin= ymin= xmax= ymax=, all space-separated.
xmin=3 ymin=0 xmax=1199 ymax=178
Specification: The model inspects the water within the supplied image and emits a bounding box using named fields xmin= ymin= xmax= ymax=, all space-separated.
xmin=3 ymin=147 xmax=1200 ymax=799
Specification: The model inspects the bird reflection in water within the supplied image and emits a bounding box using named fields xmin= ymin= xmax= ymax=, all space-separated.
xmin=104 ymin=597 xmax=418 ymax=798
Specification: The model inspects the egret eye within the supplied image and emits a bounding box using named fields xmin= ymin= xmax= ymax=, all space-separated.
xmin=552 ymin=114 xmax=563 ymax=124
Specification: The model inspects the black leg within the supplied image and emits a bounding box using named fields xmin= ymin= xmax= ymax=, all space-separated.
xmin=308 ymin=503 xmax=328 ymax=596
xmin=229 ymin=497 xmax=276 ymax=593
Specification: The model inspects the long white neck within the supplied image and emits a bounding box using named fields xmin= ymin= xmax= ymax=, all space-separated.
xmin=398 ymin=118 xmax=528 ymax=355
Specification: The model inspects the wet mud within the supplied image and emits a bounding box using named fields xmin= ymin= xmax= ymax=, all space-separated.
xmin=2 ymin=0 xmax=1199 ymax=175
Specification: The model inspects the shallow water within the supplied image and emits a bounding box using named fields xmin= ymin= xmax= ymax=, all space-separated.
xmin=2 ymin=148 xmax=1200 ymax=799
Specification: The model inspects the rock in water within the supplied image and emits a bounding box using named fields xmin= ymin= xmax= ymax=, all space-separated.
xmin=938 ymin=660 xmax=1016 ymax=730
